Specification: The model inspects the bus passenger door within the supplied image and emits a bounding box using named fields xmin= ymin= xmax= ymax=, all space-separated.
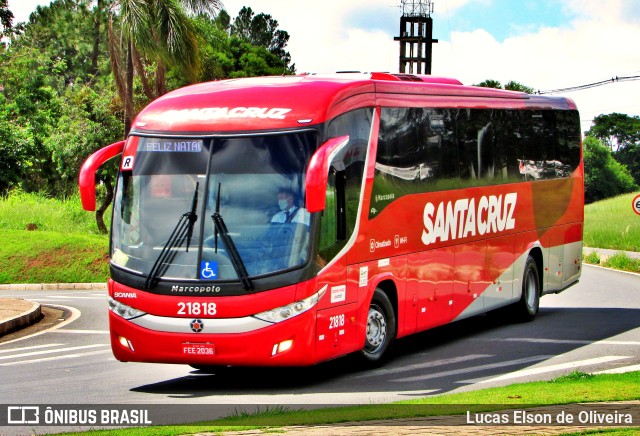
xmin=315 ymin=256 xmax=359 ymax=361
xmin=315 ymin=168 xmax=358 ymax=360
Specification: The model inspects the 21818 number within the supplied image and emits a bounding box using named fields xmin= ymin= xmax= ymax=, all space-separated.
xmin=329 ymin=314 xmax=345 ymax=329
xmin=177 ymin=302 xmax=217 ymax=316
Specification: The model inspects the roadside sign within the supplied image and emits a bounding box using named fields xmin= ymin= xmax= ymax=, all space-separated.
xmin=633 ymin=194 xmax=640 ymax=216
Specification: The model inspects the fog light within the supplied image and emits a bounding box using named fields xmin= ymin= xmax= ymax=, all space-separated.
xmin=278 ymin=339 xmax=293 ymax=353
xmin=271 ymin=339 xmax=294 ymax=356
xmin=118 ymin=336 xmax=134 ymax=351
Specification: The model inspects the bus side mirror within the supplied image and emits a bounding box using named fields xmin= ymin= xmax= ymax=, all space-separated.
xmin=305 ymin=135 xmax=350 ymax=213
xmin=78 ymin=140 xmax=125 ymax=211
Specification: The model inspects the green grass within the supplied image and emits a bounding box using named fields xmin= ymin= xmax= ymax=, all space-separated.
xmin=0 ymin=189 xmax=109 ymax=234
xmin=0 ymin=190 xmax=110 ymax=284
xmin=603 ymin=252 xmax=640 ymax=273
xmin=582 ymin=250 xmax=640 ymax=274
xmin=56 ymin=371 xmax=640 ymax=435
xmin=584 ymin=192 xmax=640 ymax=252
xmin=0 ymin=229 xmax=109 ymax=283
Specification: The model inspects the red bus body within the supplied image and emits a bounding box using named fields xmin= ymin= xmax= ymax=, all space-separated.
xmin=80 ymin=73 xmax=583 ymax=366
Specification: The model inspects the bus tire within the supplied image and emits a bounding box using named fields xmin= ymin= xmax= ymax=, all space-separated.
xmin=515 ymin=255 xmax=540 ymax=322
xmin=360 ymin=289 xmax=396 ymax=364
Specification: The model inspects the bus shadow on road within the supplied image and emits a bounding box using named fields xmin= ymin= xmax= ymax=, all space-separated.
xmin=131 ymin=307 xmax=640 ymax=399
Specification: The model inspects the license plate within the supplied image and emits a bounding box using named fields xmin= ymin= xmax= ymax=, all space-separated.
xmin=182 ymin=343 xmax=215 ymax=356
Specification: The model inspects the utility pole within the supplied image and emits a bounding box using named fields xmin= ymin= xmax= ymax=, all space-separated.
xmin=394 ymin=0 xmax=438 ymax=74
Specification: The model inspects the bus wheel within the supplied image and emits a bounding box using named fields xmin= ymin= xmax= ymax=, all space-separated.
xmin=361 ymin=289 xmax=396 ymax=363
xmin=515 ymin=256 xmax=540 ymax=322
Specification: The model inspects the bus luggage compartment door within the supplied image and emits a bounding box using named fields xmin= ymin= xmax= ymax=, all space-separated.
xmin=315 ymin=303 xmax=358 ymax=361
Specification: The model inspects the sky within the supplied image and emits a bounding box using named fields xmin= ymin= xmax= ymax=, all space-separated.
xmin=8 ymin=0 xmax=640 ymax=132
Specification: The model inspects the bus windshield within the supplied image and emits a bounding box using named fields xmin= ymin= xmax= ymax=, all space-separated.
xmin=111 ymin=131 xmax=318 ymax=286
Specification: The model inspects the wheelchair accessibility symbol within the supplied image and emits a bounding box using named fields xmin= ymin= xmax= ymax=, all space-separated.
xmin=200 ymin=261 xmax=218 ymax=279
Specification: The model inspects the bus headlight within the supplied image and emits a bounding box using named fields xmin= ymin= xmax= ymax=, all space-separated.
xmin=108 ymin=296 xmax=146 ymax=320
xmin=253 ymin=286 xmax=327 ymax=324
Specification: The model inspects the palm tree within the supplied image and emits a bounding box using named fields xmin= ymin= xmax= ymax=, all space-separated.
xmin=91 ymin=0 xmax=220 ymax=233
xmin=105 ymin=0 xmax=222 ymax=134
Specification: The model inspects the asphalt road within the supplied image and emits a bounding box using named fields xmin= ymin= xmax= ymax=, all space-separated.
xmin=1 ymin=264 xmax=639 ymax=431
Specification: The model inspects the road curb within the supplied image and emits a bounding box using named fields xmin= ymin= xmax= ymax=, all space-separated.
xmin=0 ymin=299 xmax=42 ymax=336
xmin=0 ymin=284 xmax=107 ymax=337
xmin=0 ymin=283 xmax=107 ymax=291
xmin=582 ymin=262 xmax=640 ymax=277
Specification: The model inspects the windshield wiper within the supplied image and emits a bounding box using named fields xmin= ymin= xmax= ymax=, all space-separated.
xmin=144 ymin=182 xmax=199 ymax=289
xmin=211 ymin=183 xmax=253 ymax=291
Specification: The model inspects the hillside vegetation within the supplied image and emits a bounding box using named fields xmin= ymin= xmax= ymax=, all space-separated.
xmin=0 ymin=191 xmax=109 ymax=284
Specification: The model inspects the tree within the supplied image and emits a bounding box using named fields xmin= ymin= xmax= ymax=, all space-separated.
xmin=44 ymin=84 xmax=122 ymax=231
xmin=586 ymin=113 xmax=640 ymax=151
xmin=191 ymin=10 xmax=296 ymax=82
xmin=0 ymin=1 xmax=117 ymax=196
xmin=504 ymin=80 xmax=534 ymax=94
xmin=90 ymin=0 xmax=104 ymax=76
xmin=586 ymin=113 xmax=640 ymax=185
xmin=474 ymin=79 xmax=501 ymax=89
xmin=105 ymin=0 xmax=222 ymax=134
xmin=0 ymin=0 xmax=123 ymax=234
xmin=45 ymin=85 xmax=122 ymax=193
xmin=0 ymin=96 xmax=30 ymax=193
xmin=583 ymin=136 xmax=637 ymax=203
xmin=474 ymin=79 xmax=534 ymax=94
xmin=0 ymin=43 xmax=65 ymax=194
xmin=617 ymin=141 xmax=640 ymax=186
xmin=10 ymin=0 xmax=107 ymax=87
xmin=230 ymin=7 xmax=294 ymax=74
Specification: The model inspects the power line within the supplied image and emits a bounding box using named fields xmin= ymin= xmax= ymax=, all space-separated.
xmin=537 ymin=75 xmax=640 ymax=94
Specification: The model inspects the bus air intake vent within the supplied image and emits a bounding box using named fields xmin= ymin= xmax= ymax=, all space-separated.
xmin=371 ymin=72 xmax=463 ymax=85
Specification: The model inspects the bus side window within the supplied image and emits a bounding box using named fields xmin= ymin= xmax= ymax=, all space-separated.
xmin=319 ymin=168 xmax=347 ymax=262
xmin=120 ymin=172 xmax=133 ymax=223
xmin=335 ymin=169 xmax=347 ymax=240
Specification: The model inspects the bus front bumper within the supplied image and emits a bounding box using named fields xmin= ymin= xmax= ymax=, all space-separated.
xmin=108 ymin=310 xmax=317 ymax=366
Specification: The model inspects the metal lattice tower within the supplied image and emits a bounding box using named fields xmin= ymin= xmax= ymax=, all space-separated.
xmin=394 ymin=0 xmax=438 ymax=74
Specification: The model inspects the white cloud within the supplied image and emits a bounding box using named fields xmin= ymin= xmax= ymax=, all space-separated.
xmin=436 ymin=0 xmax=479 ymax=13
xmin=431 ymin=3 xmax=640 ymax=132
xmin=7 ymin=0 xmax=51 ymax=23
xmin=562 ymin=0 xmax=640 ymax=25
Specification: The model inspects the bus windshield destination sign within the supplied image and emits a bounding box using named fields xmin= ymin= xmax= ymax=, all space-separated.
xmin=141 ymin=140 xmax=203 ymax=153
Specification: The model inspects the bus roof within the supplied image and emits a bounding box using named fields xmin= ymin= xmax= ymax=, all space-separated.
xmin=131 ymin=73 xmax=576 ymax=134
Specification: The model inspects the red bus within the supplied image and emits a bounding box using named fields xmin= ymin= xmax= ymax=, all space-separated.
xmin=79 ymin=73 xmax=583 ymax=367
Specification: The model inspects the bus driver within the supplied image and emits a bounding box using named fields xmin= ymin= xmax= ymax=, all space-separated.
xmin=271 ymin=188 xmax=310 ymax=226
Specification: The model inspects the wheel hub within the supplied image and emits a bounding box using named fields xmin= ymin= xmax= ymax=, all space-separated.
xmin=366 ymin=307 xmax=387 ymax=349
